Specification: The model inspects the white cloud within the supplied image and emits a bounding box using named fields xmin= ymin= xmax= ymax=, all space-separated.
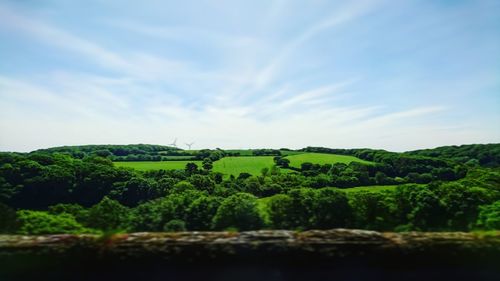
xmin=0 ymin=0 xmax=498 ymax=152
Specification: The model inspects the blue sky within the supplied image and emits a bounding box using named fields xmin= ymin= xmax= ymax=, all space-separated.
xmin=0 ymin=0 xmax=499 ymax=152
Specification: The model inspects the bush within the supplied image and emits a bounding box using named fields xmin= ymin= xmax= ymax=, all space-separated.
xmin=268 ymin=194 xmax=293 ymax=229
xmin=313 ymin=188 xmax=351 ymax=228
xmin=186 ymin=196 xmax=221 ymax=230
xmin=16 ymin=210 xmax=92 ymax=235
xmin=163 ymin=219 xmax=186 ymax=232
xmin=87 ymin=197 xmax=130 ymax=231
xmin=48 ymin=203 xmax=89 ymax=224
xmin=212 ymin=193 xmax=264 ymax=230
xmin=476 ymin=201 xmax=500 ymax=230
xmin=0 ymin=203 xmax=17 ymax=233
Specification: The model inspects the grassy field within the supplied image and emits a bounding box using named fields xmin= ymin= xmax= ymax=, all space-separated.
xmin=212 ymin=156 xmax=276 ymax=177
xmin=225 ymin=149 xmax=304 ymax=156
xmin=114 ymin=152 xmax=372 ymax=175
xmin=161 ymin=156 xmax=196 ymax=160
xmin=114 ymin=161 xmax=202 ymax=171
xmin=285 ymin=153 xmax=373 ymax=168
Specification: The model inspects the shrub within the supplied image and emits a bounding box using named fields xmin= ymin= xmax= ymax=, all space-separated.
xmin=16 ymin=210 xmax=92 ymax=235
xmin=163 ymin=219 xmax=186 ymax=232
xmin=476 ymin=201 xmax=500 ymax=230
xmin=212 ymin=193 xmax=264 ymax=230
xmin=87 ymin=196 xmax=130 ymax=231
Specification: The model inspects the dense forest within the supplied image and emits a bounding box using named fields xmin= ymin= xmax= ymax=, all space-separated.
xmin=1 ymin=144 xmax=499 ymax=234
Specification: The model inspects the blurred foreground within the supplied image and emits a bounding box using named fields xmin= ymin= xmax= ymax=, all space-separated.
xmin=1 ymin=229 xmax=499 ymax=281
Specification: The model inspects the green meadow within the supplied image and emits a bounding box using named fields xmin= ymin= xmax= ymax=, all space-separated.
xmin=114 ymin=161 xmax=202 ymax=171
xmin=114 ymin=152 xmax=373 ymax=175
xmin=212 ymin=156 xmax=276 ymax=176
xmin=285 ymin=153 xmax=373 ymax=168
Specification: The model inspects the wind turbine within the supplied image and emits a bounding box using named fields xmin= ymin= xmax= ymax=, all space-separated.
xmin=185 ymin=142 xmax=194 ymax=150
xmin=168 ymin=138 xmax=178 ymax=148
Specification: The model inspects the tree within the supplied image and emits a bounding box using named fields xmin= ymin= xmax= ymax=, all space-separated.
xmin=437 ymin=182 xmax=493 ymax=230
xmin=243 ymin=176 xmax=263 ymax=196
xmin=186 ymin=196 xmax=221 ymax=230
xmin=163 ymin=219 xmax=186 ymax=232
xmin=202 ymin=158 xmax=213 ymax=171
xmin=274 ymin=157 xmax=290 ymax=168
xmin=87 ymin=196 xmax=130 ymax=231
xmin=48 ymin=203 xmax=89 ymax=224
xmin=185 ymin=162 xmax=199 ymax=175
xmin=301 ymin=162 xmax=314 ymax=171
xmin=16 ymin=210 xmax=92 ymax=235
xmin=313 ymin=188 xmax=351 ymax=228
xmin=128 ymin=199 xmax=166 ymax=231
xmin=170 ymin=181 xmax=196 ymax=194
xmin=476 ymin=201 xmax=500 ymax=230
xmin=286 ymin=188 xmax=317 ymax=229
xmin=110 ymin=177 xmax=159 ymax=206
xmin=261 ymin=167 xmax=270 ymax=177
xmin=349 ymin=191 xmax=397 ymax=230
xmin=0 ymin=203 xmax=17 ymax=233
xmin=394 ymin=185 xmax=445 ymax=230
xmin=188 ymin=174 xmax=215 ymax=193
xmin=268 ymin=194 xmax=293 ymax=229
xmin=375 ymin=172 xmax=388 ymax=185
xmin=212 ymin=193 xmax=264 ymax=230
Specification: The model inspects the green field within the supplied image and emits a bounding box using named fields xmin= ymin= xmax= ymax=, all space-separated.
xmin=115 ymin=157 xmax=280 ymax=176
xmin=285 ymin=153 xmax=373 ymax=168
xmin=161 ymin=156 xmax=196 ymax=160
xmin=212 ymin=156 xmax=276 ymax=176
xmin=114 ymin=161 xmax=202 ymax=171
xmin=225 ymin=149 xmax=303 ymax=156
xmin=114 ymin=152 xmax=372 ymax=175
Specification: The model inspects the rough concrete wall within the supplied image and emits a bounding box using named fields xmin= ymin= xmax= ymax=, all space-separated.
xmin=1 ymin=229 xmax=499 ymax=281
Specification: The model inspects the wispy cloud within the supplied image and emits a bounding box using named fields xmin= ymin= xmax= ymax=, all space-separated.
xmin=252 ymin=0 xmax=381 ymax=90
xmin=0 ymin=0 xmax=498 ymax=152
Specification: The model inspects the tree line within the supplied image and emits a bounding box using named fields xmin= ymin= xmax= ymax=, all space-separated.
xmin=0 ymin=144 xmax=499 ymax=234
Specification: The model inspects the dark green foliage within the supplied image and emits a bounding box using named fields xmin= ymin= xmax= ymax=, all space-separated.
xmin=252 ymin=149 xmax=281 ymax=156
xmin=0 ymin=144 xmax=499 ymax=234
xmin=476 ymin=201 xmax=500 ymax=230
xmin=110 ymin=177 xmax=160 ymax=206
xmin=186 ymin=196 xmax=221 ymax=230
xmin=408 ymin=143 xmax=500 ymax=167
xmin=268 ymin=188 xmax=351 ymax=229
xmin=202 ymin=158 xmax=213 ymax=171
xmin=394 ymin=185 xmax=445 ymax=230
xmin=185 ymin=162 xmax=199 ymax=175
xmin=86 ymin=197 xmax=130 ymax=231
xmin=163 ymin=219 xmax=186 ymax=232
xmin=274 ymin=157 xmax=290 ymax=168
xmin=128 ymin=199 xmax=165 ymax=231
xmin=268 ymin=194 xmax=294 ymax=229
xmin=312 ymin=188 xmax=351 ymax=228
xmin=436 ymin=183 xmax=494 ymax=230
xmin=0 ymin=203 xmax=17 ymax=233
xmin=349 ymin=191 xmax=397 ymax=230
xmin=34 ymin=144 xmax=185 ymax=161
xmin=48 ymin=203 xmax=89 ymax=224
xmin=16 ymin=210 xmax=92 ymax=235
xmin=212 ymin=193 xmax=264 ymax=230
xmin=459 ymin=168 xmax=500 ymax=191
xmin=188 ymin=174 xmax=215 ymax=193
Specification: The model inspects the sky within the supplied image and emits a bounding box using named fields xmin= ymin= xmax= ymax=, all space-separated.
xmin=0 ymin=0 xmax=499 ymax=152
